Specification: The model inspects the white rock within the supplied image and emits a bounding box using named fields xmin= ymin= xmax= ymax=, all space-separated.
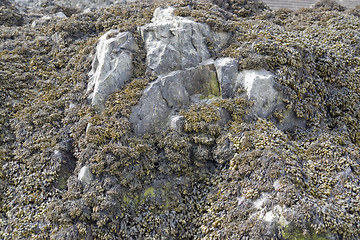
xmin=54 ymin=12 xmax=67 ymax=18
xmin=168 ymin=115 xmax=184 ymax=132
xmin=87 ymin=30 xmax=138 ymax=112
xmin=31 ymin=12 xmax=67 ymax=28
xmin=263 ymin=205 xmax=289 ymax=226
xmin=78 ymin=166 xmax=94 ymax=184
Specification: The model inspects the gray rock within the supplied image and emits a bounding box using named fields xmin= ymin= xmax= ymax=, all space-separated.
xmin=53 ymin=149 xmax=76 ymax=190
xmin=214 ymin=57 xmax=239 ymax=99
xmin=168 ymin=115 xmax=184 ymax=132
xmin=78 ymin=166 xmax=94 ymax=184
xmin=31 ymin=12 xmax=67 ymax=28
xmin=237 ymin=69 xmax=280 ymax=118
xmin=130 ymin=63 xmax=221 ymax=135
xmin=140 ymin=7 xmax=212 ymax=74
xmin=87 ymin=30 xmax=138 ymax=112
xmin=130 ymin=82 xmax=172 ymax=135
xmin=236 ymin=68 xmax=306 ymax=129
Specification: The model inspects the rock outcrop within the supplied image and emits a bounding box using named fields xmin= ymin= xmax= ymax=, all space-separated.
xmin=140 ymin=7 xmax=229 ymax=74
xmin=130 ymin=63 xmax=220 ymax=135
xmin=87 ymin=30 xmax=138 ymax=112
xmin=4 ymin=1 xmax=360 ymax=239
xmin=237 ymin=69 xmax=279 ymax=118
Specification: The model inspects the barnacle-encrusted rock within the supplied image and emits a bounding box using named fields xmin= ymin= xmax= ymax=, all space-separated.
xmin=3 ymin=1 xmax=360 ymax=239
xmin=0 ymin=3 xmax=23 ymax=26
xmin=87 ymin=30 xmax=139 ymax=112
xmin=140 ymin=7 xmax=229 ymax=74
xmin=31 ymin=12 xmax=67 ymax=28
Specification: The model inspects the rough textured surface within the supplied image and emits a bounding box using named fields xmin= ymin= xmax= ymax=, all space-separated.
xmin=130 ymin=63 xmax=222 ymax=135
xmin=140 ymin=7 xmax=211 ymax=74
xmin=238 ymin=69 xmax=279 ymax=117
xmin=87 ymin=30 xmax=138 ymax=112
xmin=140 ymin=6 xmax=230 ymax=74
xmin=1 ymin=0 xmax=360 ymax=239
xmin=78 ymin=166 xmax=94 ymax=184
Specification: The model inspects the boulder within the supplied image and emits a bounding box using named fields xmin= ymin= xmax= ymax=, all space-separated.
xmin=87 ymin=30 xmax=138 ymax=112
xmin=168 ymin=115 xmax=185 ymax=132
xmin=236 ymin=68 xmax=306 ymax=129
xmin=140 ymin=7 xmax=229 ymax=74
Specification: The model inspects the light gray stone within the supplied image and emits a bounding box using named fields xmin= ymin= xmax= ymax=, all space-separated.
xmin=237 ymin=69 xmax=279 ymax=118
xmin=236 ymin=68 xmax=306 ymax=129
xmin=87 ymin=30 xmax=138 ymax=112
xmin=31 ymin=12 xmax=67 ymax=28
xmin=168 ymin=115 xmax=184 ymax=132
xmin=140 ymin=7 xmax=212 ymax=74
xmin=215 ymin=57 xmax=239 ymax=99
xmin=130 ymin=63 xmax=221 ymax=135
xmin=78 ymin=166 xmax=94 ymax=184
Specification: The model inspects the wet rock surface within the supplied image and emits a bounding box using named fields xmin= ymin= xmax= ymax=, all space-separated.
xmin=1 ymin=0 xmax=360 ymax=239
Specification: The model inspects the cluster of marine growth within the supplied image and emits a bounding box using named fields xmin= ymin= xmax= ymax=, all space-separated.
xmin=0 ymin=0 xmax=360 ymax=239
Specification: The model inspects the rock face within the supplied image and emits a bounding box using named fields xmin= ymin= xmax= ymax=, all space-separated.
xmin=130 ymin=63 xmax=220 ymax=135
xmin=237 ymin=69 xmax=279 ymax=118
xmin=140 ymin=7 xmax=227 ymax=74
xmin=87 ymin=30 xmax=138 ymax=112
xmin=130 ymin=7 xmax=304 ymax=135
xmin=129 ymin=7 xmax=234 ymax=135
xmin=214 ymin=57 xmax=239 ymax=99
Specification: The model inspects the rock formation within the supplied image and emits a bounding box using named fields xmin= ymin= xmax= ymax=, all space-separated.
xmin=2 ymin=0 xmax=360 ymax=239
xmin=140 ymin=7 xmax=229 ymax=74
xmin=87 ymin=30 xmax=138 ymax=112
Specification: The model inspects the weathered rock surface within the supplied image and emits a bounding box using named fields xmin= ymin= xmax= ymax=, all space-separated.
xmin=130 ymin=63 xmax=221 ymax=135
xmin=140 ymin=7 xmax=229 ymax=75
xmin=214 ymin=57 xmax=239 ymax=99
xmin=87 ymin=30 xmax=138 ymax=112
xmin=237 ymin=69 xmax=279 ymax=118
xmin=78 ymin=166 xmax=94 ymax=184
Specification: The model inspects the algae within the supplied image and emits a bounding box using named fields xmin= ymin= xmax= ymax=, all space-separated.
xmin=1 ymin=0 xmax=360 ymax=239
